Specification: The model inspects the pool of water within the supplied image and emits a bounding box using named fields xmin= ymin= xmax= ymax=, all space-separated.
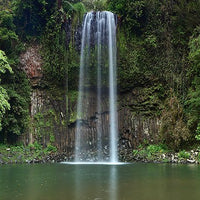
xmin=0 ymin=163 xmax=200 ymax=200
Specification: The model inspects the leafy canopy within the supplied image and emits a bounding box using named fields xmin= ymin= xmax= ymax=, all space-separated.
xmin=0 ymin=50 xmax=13 ymax=131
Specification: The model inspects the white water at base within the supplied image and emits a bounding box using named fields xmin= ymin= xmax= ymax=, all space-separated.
xmin=61 ymin=162 xmax=126 ymax=165
xmin=75 ymin=11 xmax=118 ymax=163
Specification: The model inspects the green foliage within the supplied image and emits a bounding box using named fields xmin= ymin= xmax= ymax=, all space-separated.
xmin=197 ymin=152 xmax=200 ymax=162
xmin=63 ymin=1 xmax=86 ymax=20
xmin=0 ymin=2 xmax=30 ymax=144
xmin=68 ymin=90 xmax=78 ymax=123
xmin=117 ymin=33 xmax=146 ymax=89
xmin=41 ymin=11 xmax=67 ymax=87
xmin=1 ymin=0 xmax=200 ymax=151
xmin=73 ymin=2 xmax=87 ymax=17
xmin=14 ymin=0 xmax=56 ymax=37
xmin=93 ymin=0 xmax=107 ymax=11
xmin=178 ymin=150 xmax=190 ymax=159
xmin=28 ymin=141 xmax=57 ymax=155
xmin=0 ymin=8 xmax=18 ymax=53
xmin=50 ymin=135 xmax=55 ymax=143
xmin=33 ymin=109 xmax=56 ymax=141
xmin=188 ymin=28 xmax=200 ymax=76
xmin=0 ymin=50 xmax=12 ymax=131
xmin=133 ymin=144 xmax=169 ymax=161
xmin=195 ymin=134 xmax=200 ymax=141
xmin=44 ymin=144 xmax=57 ymax=154
xmin=66 ymin=43 xmax=80 ymax=90
xmin=186 ymin=30 xmax=200 ymax=138
xmin=2 ymin=89 xmax=29 ymax=136
xmin=0 ymin=143 xmax=58 ymax=164
xmin=31 ymin=141 xmax=42 ymax=151
xmin=171 ymin=0 xmax=200 ymax=46
xmin=133 ymin=149 xmax=139 ymax=156
xmin=81 ymin=0 xmax=107 ymax=11
xmin=42 ymin=0 xmax=84 ymax=88
xmin=0 ymin=87 xmax=10 ymax=131
xmin=146 ymin=144 xmax=168 ymax=154
xmin=0 ymin=65 xmax=30 ymax=143
xmin=108 ymin=0 xmax=147 ymax=35
xmin=160 ymin=91 xmax=190 ymax=150
xmin=0 ymin=50 xmax=13 ymax=74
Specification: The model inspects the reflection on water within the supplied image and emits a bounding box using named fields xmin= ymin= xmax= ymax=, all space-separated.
xmin=1 ymin=163 xmax=200 ymax=200
xmin=74 ymin=164 xmax=119 ymax=200
xmin=109 ymin=166 xmax=118 ymax=200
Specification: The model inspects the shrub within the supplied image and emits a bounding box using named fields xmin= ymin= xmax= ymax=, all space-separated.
xmin=146 ymin=144 xmax=168 ymax=154
xmin=178 ymin=150 xmax=190 ymax=159
xmin=44 ymin=144 xmax=57 ymax=154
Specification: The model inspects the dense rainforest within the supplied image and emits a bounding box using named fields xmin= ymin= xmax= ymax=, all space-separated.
xmin=1 ymin=0 xmax=200 ymax=163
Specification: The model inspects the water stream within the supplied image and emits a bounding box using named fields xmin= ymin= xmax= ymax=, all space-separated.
xmin=75 ymin=11 xmax=118 ymax=162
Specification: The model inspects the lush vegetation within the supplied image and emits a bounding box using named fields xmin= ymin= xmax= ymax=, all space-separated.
xmin=0 ymin=50 xmax=12 ymax=131
xmin=107 ymin=0 xmax=200 ymax=151
xmin=0 ymin=142 xmax=57 ymax=164
xmin=1 ymin=0 xmax=200 ymax=158
xmin=0 ymin=0 xmax=86 ymax=146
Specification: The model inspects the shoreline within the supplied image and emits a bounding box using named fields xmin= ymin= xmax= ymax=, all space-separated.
xmin=0 ymin=149 xmax=200 ymax=165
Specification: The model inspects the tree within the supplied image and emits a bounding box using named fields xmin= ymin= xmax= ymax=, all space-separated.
xmin=0 ymin=7 xmax=18 ymax=53
xmin=185 ymin=28 xmax=200 ymax=138
xmin=107 ymin=0 xmax=147 ymax=35
xmin=0 ymin=50 xmax=12 ymax=131
xmin=14 ymin=0 xmax=56 ymax=37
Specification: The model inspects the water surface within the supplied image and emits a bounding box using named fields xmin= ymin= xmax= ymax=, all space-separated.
xmin=0 ymin=163 xmax=200 ymax=200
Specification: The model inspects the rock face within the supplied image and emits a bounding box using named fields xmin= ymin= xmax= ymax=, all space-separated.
xmin=19 ymin=39 xmax=161 ymax=156
xmin=20 ymin=45 xmax=43 ymax=86
xmin=118 ymin=92 xmax=161 ymax=148
xmin=20 ymin=44 xmax=68 ymax=150
xmin=67 ymin=90 xmax=161 ymax=154
xmin=19 ymin=44 xmax=161 ymax=154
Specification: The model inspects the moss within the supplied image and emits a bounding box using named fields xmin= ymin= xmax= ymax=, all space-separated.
xmin=33 ymin=109 xmax=57 ymax=142
xmin=122 ymin=84 xmax=165 ymax=117
xmin=68 ymin=90 xmax=78 ymax=104
xmin=160 ymin=91 xmax=190 ymax=150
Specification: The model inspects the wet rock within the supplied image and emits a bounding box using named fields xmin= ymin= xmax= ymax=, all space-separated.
xmin=187 ymin=159 xmax=195 ymax=164
xmin=171 ymin=154 xmax=175 ymax=162
xmin=162 ymin=154 xmax=166 ymax=159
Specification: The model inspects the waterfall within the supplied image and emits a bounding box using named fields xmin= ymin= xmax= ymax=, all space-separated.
xmin=75 ymin=11 xmax=118 ymax=163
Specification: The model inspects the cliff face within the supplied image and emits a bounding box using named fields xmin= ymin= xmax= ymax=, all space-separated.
xmin=19 ymin=26 xmax=161 ymax=155
xmin=2 ymin=0 xmax=199 ymax=153
xmin=20 ymin=45 xmax=43 ymax=86
xmin=20 ymin=44 xmax=68 ymax=150
xmin=19 ymin=45 xmax=160 ymax=153
xmin=67 ymin=91 xmax=160 ymax=153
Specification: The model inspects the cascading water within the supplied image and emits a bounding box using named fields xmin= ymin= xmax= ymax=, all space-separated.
xmin=75 ymin=11 xmax=118 ymax=163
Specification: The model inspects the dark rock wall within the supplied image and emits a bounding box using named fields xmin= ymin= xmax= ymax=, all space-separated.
xmin=67 ymin=91 xmax=161 ymax=153
xmin=20 ymin=44 xmax=68 ymax=150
